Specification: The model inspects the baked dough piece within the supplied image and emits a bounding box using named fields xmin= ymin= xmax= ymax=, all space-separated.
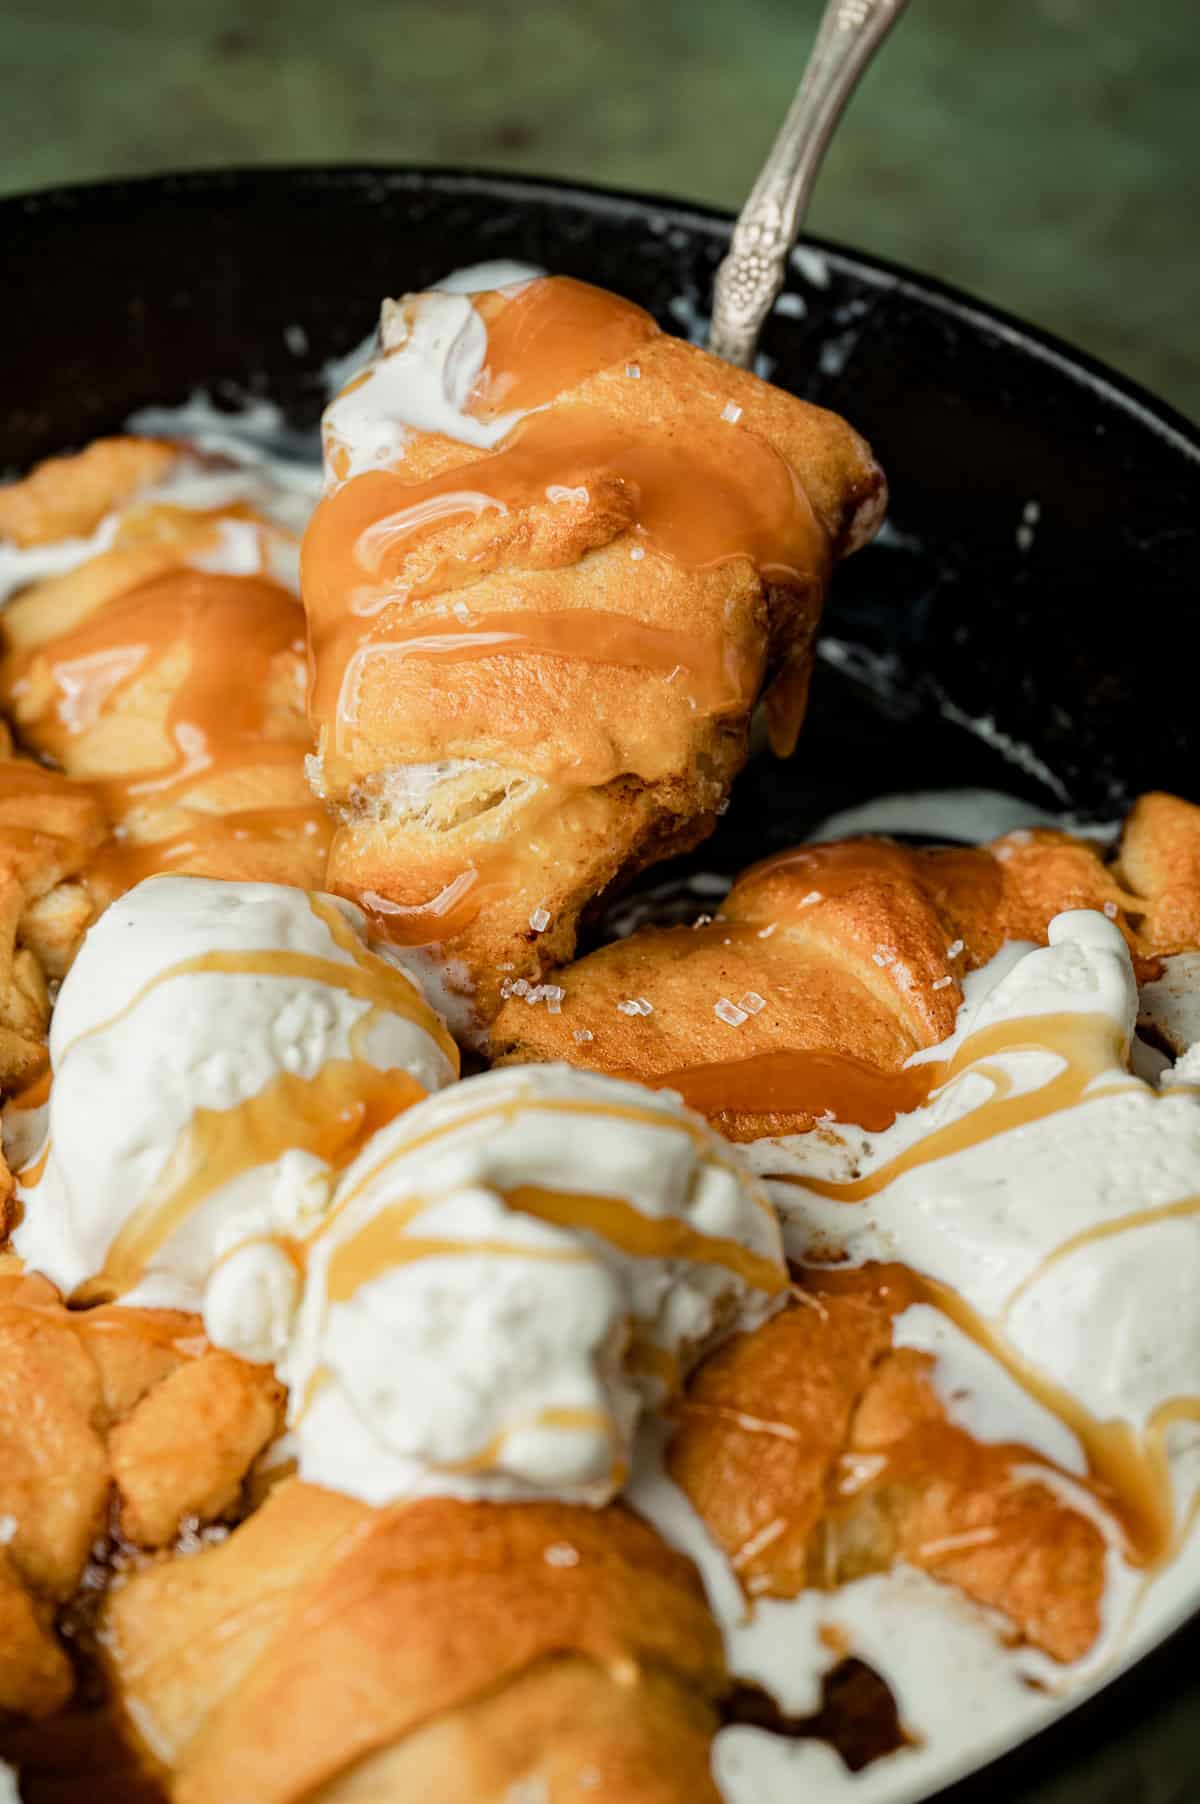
xmin=0 ymin=437 xmax=330 ymax=901
xmin=668 ymin=1272 xmax=1109 ymax=1664
xmin=0 ymin=1271 xmax=281 ymax=1718
xmin=492 ymin=800 xmax=1198 ymax=1138
xmin=303 ymin=276 xmax=885 ymax=1027
xmin=102 ymin=1478 xmax=727 ymax=1804
xmin=0 ymin=438 xmax=177 ymax=548
xmin=0 ymin=747 xmax=110 ymax=1107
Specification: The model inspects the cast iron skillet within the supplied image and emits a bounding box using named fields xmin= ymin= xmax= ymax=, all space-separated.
xmin=4 ymin=166 xmax=1200 ymax=1803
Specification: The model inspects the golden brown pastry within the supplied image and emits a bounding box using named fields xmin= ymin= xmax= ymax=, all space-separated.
xmin=302 ymin=275 xmax=885 ymax=1025
xmin=493 ymin=798 xmax=1200 ymax=1138
xmin=0 ymin=437 xmax=330 ymax=902
xmin=0 ymin=1271 xmax=281 ymax=1719
xmin=102 ymin=1478 xmax=727 ymax=1804
xmin=668 ymin=1269 xmax=1110 ymax=1664
xmin=0 ymin=748 xmax=109 ymax=1099
xmin=0 ymin=437 xmax=177 ymax=548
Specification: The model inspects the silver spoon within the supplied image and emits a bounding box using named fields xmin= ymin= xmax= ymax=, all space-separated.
xmin=708 ymin=0 xmax=909 ymax=369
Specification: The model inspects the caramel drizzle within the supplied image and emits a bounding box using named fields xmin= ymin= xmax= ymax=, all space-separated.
xmin=1004 ymin=1193 xmax=1200 ymax=1315
xmin=331 ymin=606 xmax=759 ymax=756
xmin=348 ymin=779 xmax=615 ymax=951
xmin=57 ymin=896 xmax=457 ymax=1070
xmin=88 ymin=803 xmax=333 ymax=894
xmin=765 ymin=1006 xmax=1200 ymax=1563
xmin=43 ymin=895 xmax=456 ymax=1299
xmin=1 ymin=554 xmax=329 ymax=898
xmin=467 ymin=275 xmax=660 ymax=417
xmin=6 ymin=567 xmax=306 ymax=800
xmin=774 ymin=1012 xmax=1134 ymax=1203
xmin=306 ymin=407 xmax=822 ymax=742
xmin=73 ymin=1061 xmax=427 ymax=1305
xmin=904 ymin=1266 xmax=1198 ymax=1568
xmin=425 ymin=1406 xmax=617 ymax=1479
xmin=648 ymin=1048 xmax=938 ymax=1132
xmin=327 ymin=1090 xmax=780 ymax=1240
xmin=324 ymin=1225 xmax=596 ymax=1295
xmin=321 ymin=1177 xmax=782 ymax=1307
xmin=307 ymin=275 xmax=828 ymax=779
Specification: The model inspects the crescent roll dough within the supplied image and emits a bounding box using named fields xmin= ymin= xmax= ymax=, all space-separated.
xmin=492 ymin=797 xmax=1200 ymax=1138
xmin=102 ymin=1479 xmax=727 ymax=1803
xmin=302 ymin=276 xmax=885 ymax=1028
xmin=0 ymin=437 xmax=330 ymax=904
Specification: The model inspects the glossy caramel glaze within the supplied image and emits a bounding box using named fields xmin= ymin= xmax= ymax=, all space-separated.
xmin=306 ymin=402 xmax=825 ymax=796
xmin=0 ymin=548 xmax=330 ymax=902
xmin=493 ymin=824 xmax=1156 ymax=1135
xmin=304 ymin=274 xmax=883 ymax=1023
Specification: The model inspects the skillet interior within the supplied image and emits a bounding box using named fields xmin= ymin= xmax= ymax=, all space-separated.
xmin=3 ymin=164 xmax=1200 ymax=1803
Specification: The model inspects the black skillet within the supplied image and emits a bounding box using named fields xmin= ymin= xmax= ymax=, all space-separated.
xmin=4 ymin=166 xmax=1200 ymax=1804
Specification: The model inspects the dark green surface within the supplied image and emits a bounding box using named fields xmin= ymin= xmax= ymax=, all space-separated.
xmin=2 ymin=0 xmax=1197 ymax=418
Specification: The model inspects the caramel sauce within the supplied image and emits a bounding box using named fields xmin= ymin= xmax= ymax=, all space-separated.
xmin=49 ymin=892 xmax=460 ymax=1300
xmin=0 ymin=760 xmax=85 ymax=802
xmin=769 ymin=1006 xmax=1200 ymax=1569
xmin=59 ymin=902 xmax=458 ymax=1071
xmin=356 ymin=868 xmax=515 ymax=948
xmin=73 ymin=1060 xmax=427 ymax=1304
xmin=778 ymin=1011 xmax=1132 ymax=1203
xmin=503 ymin=1184 xmax=787 ymax=1295
xmin=17 ymin=1139 xmax=51 ymax=1190
xmin=1003 ymin=1193 xmax=1200 ymax=1315
xmin=328 ymin=605 xmax=759 ymax=752
xmin=649 ymin=1048 xmax=937 ymax=1132
xmin=307 ymin=892 xmax=459 ymax=1069
xmin=5 ymin=569 xmax=307 ymax=804
xmin=806 ymin=1262 xmax=1186 ymax=1568
xmin=306 ymin=404 xmax=824 ymax=764
xmin=87 ymin=803 xmax=333 ymax=894
xmin=324 ymin=1209 xmax=595 ymax=1303
xmin=0 ymin=559 xmax=332 ymax=902
xmin=420 ymin=1405 xmax=615 ymax=1478
xmin=328 ymin=1090 xmax=772 ymax=1231
xmin=468 ymin=276 xmax=659 ymax=417
xmin=762 ymin=649 xmax=814 ymax=759
xmin=321 ymin=1167 xmax=781 ymax=1305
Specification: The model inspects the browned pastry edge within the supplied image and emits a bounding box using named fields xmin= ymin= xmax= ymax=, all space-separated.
xmin=490 ymin=795 xmax=1200 ymax=1136
xmin=0 ymin=1272 xmax=281 ymax=1719
xmin=668 ymin=1274 xmax=1109 ymax=1664
xmin=102 ymin=1480 xmax=727 ymax=1804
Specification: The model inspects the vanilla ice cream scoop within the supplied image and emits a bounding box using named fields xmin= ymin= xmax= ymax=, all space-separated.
xmin=757 ymin=909 xmax=1200 ymax=1559
xmin=242 ymin=1063 xmax=784 ymax=1506
xmin=319 ymin=265 xmax=543 ymax=486
xmin=9 ymin=875 xmax=458 ymax=1330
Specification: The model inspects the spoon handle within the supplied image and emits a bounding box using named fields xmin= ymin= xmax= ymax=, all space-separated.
xmin=708 ymin=0 xmax=909 ymax=368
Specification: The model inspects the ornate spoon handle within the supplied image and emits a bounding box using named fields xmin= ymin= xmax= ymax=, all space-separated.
xmin=708 ymin=0 xmax=909 ymax=368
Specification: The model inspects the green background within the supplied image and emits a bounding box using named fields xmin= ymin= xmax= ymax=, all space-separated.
xmin=2 ymin=0 xmax=1197 ymax=420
